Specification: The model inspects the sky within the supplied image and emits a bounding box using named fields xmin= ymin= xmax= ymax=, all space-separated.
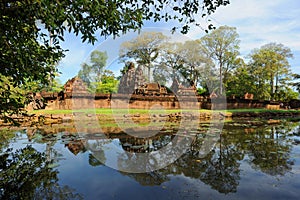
xmin=57 ymin=0 xmax=300 ymax=84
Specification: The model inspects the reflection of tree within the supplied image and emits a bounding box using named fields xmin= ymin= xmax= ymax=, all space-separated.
xmin=219 ymin=124 xmax=295 ymax=177
xmin=86 ymin=139 xmax=109 ymax=166
xmin=199 ymin=134 xmax=241 ymax=194
xmin=26 ymin=119 xmax=295 ymax=196
xmin=121 ymin=171 xmax=169 ymax=186
xmin=0 ymin=129 xmax=15 ymax=152
xmin=163 ymin=132 xmax=242 ymax=194
xmin=89 ymin=153 xmax=103 ymax=167
xmin=114 ymin=130 xmax=242 ymax=193
xmin=246 ymin=126 xmax=294 ymax=176
xmin=117 ymin=133 xmax=192 ymax=173
xmin=0 ymin=146 xmax=83 ymax=200
xmin=108 ymin=121 xmax=243 ymax=192
xmin=30 ymin=129 xmax=87 ymax=159
xmin=29 ymin=129 xmax=64 ymax=166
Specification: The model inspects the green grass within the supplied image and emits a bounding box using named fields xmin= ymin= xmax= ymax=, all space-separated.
xmin=225 ymin=108 xmax=300 ymax=113
xmin=29 ymin=108 xmax=300 ymax=116
xmin=29 ymin=108 xmax=183 ymax=115
xmin=30 ymin=109 xmax=74 ymax=115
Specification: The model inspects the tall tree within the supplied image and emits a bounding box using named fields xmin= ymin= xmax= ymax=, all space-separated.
xmin=158 ymin=40 xmax=213 ymax=88
xmin=222 ymin=50 xmax=240 ymax=87
xmin=78 ymin=63 xmax=93 ymax=87
xmin=200 ymin=26 xmax=240 ymax=95
xmin=78 ymin=50 xmax=108 ymax=90
xmin=157 ymin=42 xmax=185 ymax=83
xmin=225 ymin=60 xmax=255 ymax=98
xmin=248 ymin=43 xmax=293 ymax=100
xmin=120 ymin=32 xmax=167 ymax=81
xmin=179 ymin=40 xmax=213 ymax=87
xmin=90 ymin=50 xmax=108 ymax=83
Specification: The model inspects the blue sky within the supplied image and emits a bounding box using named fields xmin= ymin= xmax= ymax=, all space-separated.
xmin=57 ymin=0 xmax=300 ymax=84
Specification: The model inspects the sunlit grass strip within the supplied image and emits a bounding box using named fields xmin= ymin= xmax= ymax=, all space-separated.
xmin=29 ymin=108 xmax=300 ymax=116
xmin=225 ymin=108 xmax=300 ymax=113
xmin=29 ymin=108 xmax=204 ymax=115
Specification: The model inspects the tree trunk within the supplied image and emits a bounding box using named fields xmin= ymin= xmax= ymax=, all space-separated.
xmin=220 ymin=62 xmax=223 ymax=95
xmin=270 ymin=74 xmax=274 ymax=100
xmin=147 ymin=65 xmax=151 ymax=82
xmin=275 ymin=73 xmax=279 ymax=100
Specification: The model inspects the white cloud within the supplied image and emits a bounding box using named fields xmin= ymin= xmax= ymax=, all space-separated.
xmin=192 ymin=0 xmax=300 ymax=72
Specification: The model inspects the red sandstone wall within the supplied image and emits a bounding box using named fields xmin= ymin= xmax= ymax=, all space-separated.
xmin=44 ymin=94 xmax=279 ymax=110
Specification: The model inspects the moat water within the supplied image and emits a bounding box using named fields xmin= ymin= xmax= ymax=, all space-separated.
xmin=1 ymin=119 xmax=300 ymax=200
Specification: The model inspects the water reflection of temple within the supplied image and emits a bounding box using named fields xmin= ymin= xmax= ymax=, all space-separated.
xmin=56 ymin=130 xmax=177 ymax=156
xmin=65 ymin=140 xmax=86 ymax=155
xmin=119 ymin=134 xmax=174 ymax=153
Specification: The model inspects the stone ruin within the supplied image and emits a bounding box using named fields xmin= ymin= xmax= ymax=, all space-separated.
xmin=170 ymin=78 xmax=197 ymax=96
xmin=118 ymin=62 xmax=199 ymax=96
xmin=118 ymin=62 xmax=146 ymax=94
xmin=64 ymin=76 xmax=88 ymax=94
xmin=32 ymin=71 xmax=283 ymax=111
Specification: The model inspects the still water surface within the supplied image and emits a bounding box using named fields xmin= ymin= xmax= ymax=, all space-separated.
xmin=1 ymin=120 xmax=300 ymax=200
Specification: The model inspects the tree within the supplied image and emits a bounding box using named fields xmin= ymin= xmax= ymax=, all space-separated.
xmin=156 ymin=42 xmax=185 ymax=84
xmin=225 ymin=58 xmax=254 ymax=97
xmin=155 ymin=40 xmax=213 ymax=88
xmin=41 ymin=76 xmax=64 ymax=93
xmin=178 ymin=40 xmax=213 ymax=87
xmin=225 ymin=43 xmax=294 ymax=101
xmin=159 ymin=40 xmax=210 ymax=86
xmin=78 ymin=50 xmax=108 ymax=90
xmin=276 ymin=87 xmax=298 ymax=101
xmin=90 ymin=50 xmax=108 ymax=83
xmin=78 ymin=63 xmax=93 ymax=87
xmin=248 ymin=43 xmax=293 ymax=100
xmin=0 ymin=75 xmax=30 ymax=122
xmin=92 ymin=70 xmax=119 ymax=94
xmin=222 ymin=51 xmax=241 ymax=87
xmin=292 ymin=74 xmax=300 ymax=94
xmin=120 ymin=32 xmax=167 ymax=81
xmin=200 ymin=26 xmax=240 ymax=95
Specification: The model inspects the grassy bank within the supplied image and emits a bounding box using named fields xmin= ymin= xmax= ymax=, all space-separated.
xmin=29 ymin=108 xmax=300 ymax=116
xmin=226 ymin=108 xmax=300 ymax=113
xmin=29 ymin=108 xmax=216 ymax=115
xmin=30 ymin=108 xmax=181 ymax=115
